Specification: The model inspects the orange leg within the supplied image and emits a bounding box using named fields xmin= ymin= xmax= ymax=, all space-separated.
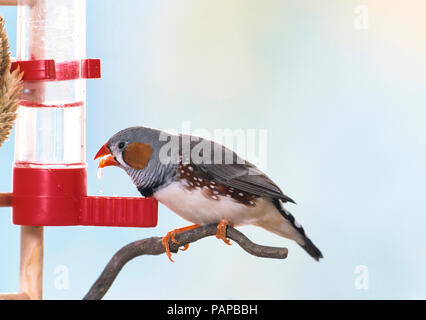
xmin=216 ymin=219 xmax=232 ymax=245
xmin=161 ymin=225 xmax=199 ymax=262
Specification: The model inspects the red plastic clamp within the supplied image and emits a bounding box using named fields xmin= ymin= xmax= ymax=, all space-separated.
xmin=11 ymin=59 xmax=101 ymax=81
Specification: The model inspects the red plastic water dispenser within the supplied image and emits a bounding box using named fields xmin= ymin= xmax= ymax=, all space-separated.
xmin=10 ymin=0 xmax=158 ymax=228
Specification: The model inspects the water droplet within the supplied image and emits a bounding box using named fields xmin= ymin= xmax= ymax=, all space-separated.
xmin=97 ymin=167 xmax=103 ymax=179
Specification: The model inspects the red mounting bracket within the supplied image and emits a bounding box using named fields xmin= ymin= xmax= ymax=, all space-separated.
xmin=11 ymin=58 xmax=101 ymax=81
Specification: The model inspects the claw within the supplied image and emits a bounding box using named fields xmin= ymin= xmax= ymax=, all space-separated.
xmin=161 ymin=232 xmax=175 ymax=262
xmin=216 ymin=219 xmax=232 ymax=245
xmin=161 ymin=224 xmax=199 ymax=262
xmin=171 ymin=230 xmax=191 ymax=251
xmin=170 ymin=230 xmax=180 ymax=245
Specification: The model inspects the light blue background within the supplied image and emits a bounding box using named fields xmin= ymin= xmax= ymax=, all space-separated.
xmin=1 ymin=0 xmax=425 ymax=299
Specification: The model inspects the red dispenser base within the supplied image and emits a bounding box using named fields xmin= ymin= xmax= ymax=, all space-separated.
xmin=12 ymin=166 xmax=158 ymax=227
xmin=80 ymin=196 xmax=158 ymax=227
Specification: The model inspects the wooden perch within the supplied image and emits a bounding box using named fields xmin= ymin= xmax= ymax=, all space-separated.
xmin=0 ymin=193 xmax=12 ymax=207
xmin=0 ymin=1 xmax=18 ymax=6
xmin=0 ymin=292 xmax=30 ymax=300
xmin=83 ymin=224 xmax=288 ymax=300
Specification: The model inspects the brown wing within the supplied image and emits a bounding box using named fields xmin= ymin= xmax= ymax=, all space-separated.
xmin=196 ymin=162 xmax=296 ymax=204
xmin=181 ymin=134 xmax=296 ymax=203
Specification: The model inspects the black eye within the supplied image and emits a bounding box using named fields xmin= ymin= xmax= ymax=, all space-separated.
xmin=118 ymin=142 xmax=125 ymax=149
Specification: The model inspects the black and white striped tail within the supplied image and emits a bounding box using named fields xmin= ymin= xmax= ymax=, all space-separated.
xmin=272 ymin=199 xmax=323 ymax=261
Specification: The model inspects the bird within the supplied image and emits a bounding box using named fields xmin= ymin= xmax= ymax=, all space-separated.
xmin=94 ymin=126 xmax=323 ymax=262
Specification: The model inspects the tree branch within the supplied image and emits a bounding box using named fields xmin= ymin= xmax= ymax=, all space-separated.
xmin=83 ymin=224 xmax=288 ymax=300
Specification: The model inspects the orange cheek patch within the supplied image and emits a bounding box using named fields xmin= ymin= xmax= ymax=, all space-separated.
xmin=123 ymin=142 xmax=153 ymax=170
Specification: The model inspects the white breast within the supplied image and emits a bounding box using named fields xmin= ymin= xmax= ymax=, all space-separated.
xmin=154 ymin=180 xmax=303 ymax=243
xmin=154 ymin=181 xmax=270 ymax=226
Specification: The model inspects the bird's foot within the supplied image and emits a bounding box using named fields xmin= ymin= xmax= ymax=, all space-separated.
xmin=216 ymin=219 xmax=232 ymax=245
xmin=161 ymin=224 xmax=199 ymax=262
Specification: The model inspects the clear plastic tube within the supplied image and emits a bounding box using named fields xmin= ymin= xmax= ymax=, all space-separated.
xmin=15 ymin=0 xmax=86 ymax=166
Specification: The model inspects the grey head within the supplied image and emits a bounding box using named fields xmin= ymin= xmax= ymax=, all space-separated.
xmin=105 ymin=126 xmax=179 ymax=196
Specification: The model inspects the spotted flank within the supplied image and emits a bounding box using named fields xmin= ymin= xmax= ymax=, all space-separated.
xmin=177 ymin=161 xmax=258 ymax=207
xmin=272 ymin=199 xmax=323 ymax=261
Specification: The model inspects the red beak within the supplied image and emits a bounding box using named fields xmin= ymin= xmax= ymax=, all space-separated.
xmin=94 ymin=142 xmax=119 ymax=168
